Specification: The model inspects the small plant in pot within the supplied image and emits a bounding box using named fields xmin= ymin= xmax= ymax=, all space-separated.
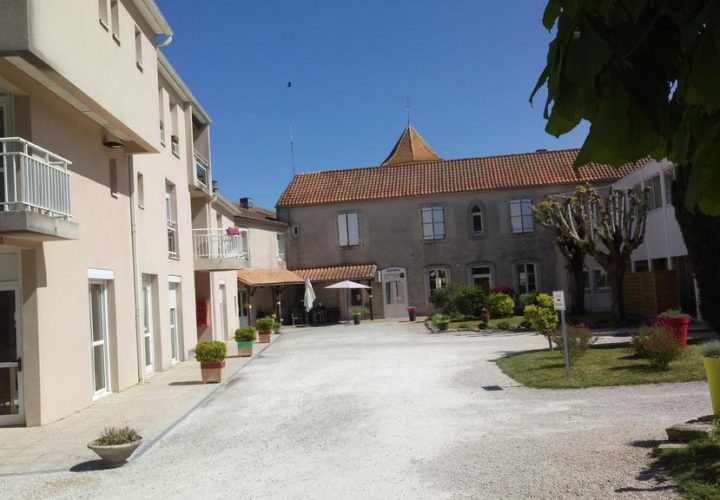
xmin=432 ymin=314 xmax=450 ymax=332
xmin=352 ymin=309 xmax=367 ymax=325
xmin=657 ymin=308 xmax=691 ymax=347
xmin=702 ymin=341 xmax=720 ymax=417
xmin=407 ymin=306 xmax=417 ymax=322
xmin=235 ymin=326 xmax=256 ymax=357
xmin=87 ymin=426 xmax=142 ymax=466
xmin=256 ymin=317 xmax=274 ymax=343
xmin=196 ymin=340 xmax=227 ymax=383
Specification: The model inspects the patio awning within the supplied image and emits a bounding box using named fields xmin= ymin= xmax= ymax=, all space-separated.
xmin=237 ymin=268 xmax=304 ymax=287
xmin=292 ymin=264 xmax=377 ymax=283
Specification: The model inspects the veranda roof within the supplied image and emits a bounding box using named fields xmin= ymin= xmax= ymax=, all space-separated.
xmin=292 ymin=264 xmax=377 ymax=283
xmin=236 ymin=268 xmax=304 ymax=287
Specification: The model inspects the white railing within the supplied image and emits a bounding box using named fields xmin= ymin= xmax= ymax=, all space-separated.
xmin=193 ymin=228 xmax=247 ymax=260
xmin=194 ymin=151 xmax=210 ymax=189
xmin=0 ymin=137 xmax=72 ymax=218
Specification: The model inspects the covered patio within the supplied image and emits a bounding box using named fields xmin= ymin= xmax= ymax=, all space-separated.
xmin=236 ymin=269 xmax=304 ymax=326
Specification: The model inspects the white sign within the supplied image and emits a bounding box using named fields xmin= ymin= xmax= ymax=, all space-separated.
xmin=552 ymin=291 xmax=566 ymax=311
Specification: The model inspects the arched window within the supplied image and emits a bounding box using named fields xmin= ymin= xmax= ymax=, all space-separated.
xmin=471 ymin=204 xmax=483 ymax=235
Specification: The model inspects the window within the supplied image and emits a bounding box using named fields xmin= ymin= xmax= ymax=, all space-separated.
xmin=351 ymin=289 xmax=363 ymax=306
xmin=516 ymin=263 xmax=537 ymax=294
xmin=89 ymin=281 xmax=110 ymax=396
xmin=98 ymin=0 xmax=109 ymax=28
xmin=137 ymin=172 xmax=144 ymax=208
xmin=592 ymin=269 xmax=609 ymax=289
xmin=169 ymin=283 xmax=180 ymax=362
xmin=422 ymin=206 xmax=445 ymax=240
xmin=134 ymin=26 xmax=143 ymax=70
xmin=291 ymin=224 xmax=300 ymax=238
xmin=470 ymin=266 xmax=492 ymax=289
xmin=158 ymin=89 xmax=166 ymax=146
xmin=166 ymin=183 xmax=178 ymax=258
xmin=337 ymin=211 xmax=360 ymax=246
xmin=634 ymin=260 xmax=650 ymax=273
xmin=664 ymin=168 xmax=674 ymax=206
xmin=633 ymin=183 xmax=642 ymax=197
xmin=646 ymin=174 xmax=663 ymax=210
xmin=276 ymin=233 xmax=286 ymax=259
xmin=170 ymin=104 xmax=180 ymax=157
xmin=652 ymin=258 xmax=668 ymax=271
xmin=109 ymin=159 xmax=118 ymax=197
xmin=510 ymin=199 xmax=534 ymax=234
xmin=427 ymin=268 xmax=448 ymax=301
xmin=471 ymin=204 xmax=483 ymax=235
xmin=239 ymin=227 xmax=249 ymax=258
xmin=110 ymin=0 xmax=120 ymax=43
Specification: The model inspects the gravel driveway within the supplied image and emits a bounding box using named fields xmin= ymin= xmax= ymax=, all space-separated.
xmin=6 ymin=322 xmax=709 ymax=499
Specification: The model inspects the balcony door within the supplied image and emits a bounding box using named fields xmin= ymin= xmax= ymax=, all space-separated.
xmin=89 ymin=281 xmax=110 ymax=397
xmin=0 ymin=92 xmax=12 ymax=137
xmin=142 ymin=276 xmax=155 ymax=375
xmin=0 ymin=285 xmax=23 ymax=426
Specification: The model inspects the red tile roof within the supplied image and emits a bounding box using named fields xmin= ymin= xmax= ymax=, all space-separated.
xmin=277 ymin=148 xmax=646 ymax=207
xmin=293 ymin=264 xmax=377 ymax=283
xmin=382 ymin=125 xmax=442 ymax=166
xmin=237 ymin=268 xmax=304 ymax=287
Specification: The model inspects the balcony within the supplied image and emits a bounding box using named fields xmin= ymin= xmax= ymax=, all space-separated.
xmin=193 ymin=228 xmax=248 ymax=271
xmin=0 ymin=137 xmax=78 ymax=241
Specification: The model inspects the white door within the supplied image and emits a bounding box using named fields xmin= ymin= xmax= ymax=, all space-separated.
xmin=218 ymin=283 xmax=228 ymax=340
xmin=168 ymin=284 xmax=180 ymax=363
xmin=89 ymin=281 xmax=110 ymax=397
xmin=381 ymin=267 xmax=409 ymax=318
xmin=0 ymin=285 xmax=23 ymax=426
xmin=142 ymin=276 xmax=154 ymax=375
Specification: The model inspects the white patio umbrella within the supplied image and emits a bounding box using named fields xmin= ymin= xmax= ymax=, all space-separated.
xmin=303 ymin=278 xmax=316 ymax=313
xmin=325 ymin=280 xmax=370 ymax=323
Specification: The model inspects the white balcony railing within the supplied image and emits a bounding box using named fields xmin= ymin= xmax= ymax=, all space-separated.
xmin=0 ymin=137 xmax=72 ymax=218
xmin=194 ymin=151 xmax=210 ymax=190
xmin=193 ymin=228 xmax=247 ymax=260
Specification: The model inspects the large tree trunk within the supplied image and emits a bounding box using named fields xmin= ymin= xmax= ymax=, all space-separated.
xmin=672 ymin=165 xmax=720 ymax=331
xmin=608 ymin=266 xmax=625 ymax=321
xmin=568 ymin=253 xmax=586 ymax=315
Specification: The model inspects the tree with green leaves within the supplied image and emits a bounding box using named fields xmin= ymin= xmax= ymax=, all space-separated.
xmin=534 ymin=196 xmax=587 ymax=315
xmin=535 ymin=185 xmax=649 ymax=320
xmin=532 ymin=1 xmax=720 ymax=328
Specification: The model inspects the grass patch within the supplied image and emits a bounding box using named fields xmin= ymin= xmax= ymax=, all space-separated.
xmin=496 ymin=343 xmax=707 ymax=389
xmin=657 ymin=429 xmax=720 ymax=499
xmin=448 ymin=315 xmax=527 ymax=331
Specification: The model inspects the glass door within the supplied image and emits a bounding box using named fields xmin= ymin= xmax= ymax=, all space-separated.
xmin=238 ymin=290 xmax=248 ymax=327
xmin=168 ymin=284 xmax=179 ymax=363
xmin=89 ymin=282 xmax=110 ymax=396
xmin=381 ymin=267 xmax=409 ymax=318
xmin=0 ymin=285 xmax=23 ymax=426
xmin=142 ymin=276 xmax=154 ymax=375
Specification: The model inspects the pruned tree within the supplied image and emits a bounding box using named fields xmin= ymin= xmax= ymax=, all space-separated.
xmin=537 ymin=185 xmax=649 ymax=320
xmin=534 ymin=196 xmax=587 ymax=315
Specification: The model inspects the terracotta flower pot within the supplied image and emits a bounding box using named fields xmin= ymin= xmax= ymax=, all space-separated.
xmin=87 ymin=438 xmax=143 ymax=466
xmin=200 ymin=360 xmax=225 ymax=383
xmin=258 ymin=330 xmax=271 ymax=343
xmin=236 ymin=340 xmax=253 ymax=357
xmin=662 ymin=316 xmax=690 ymax=347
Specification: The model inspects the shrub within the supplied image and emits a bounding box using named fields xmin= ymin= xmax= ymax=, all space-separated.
xmin=551 ymin=324 xmax=596 ymax=364
xmin=235 ymin=326 xmax=256 ymax=342
xmin=256 ymin=317 xmax=275 ymax=331
xmin=352 ymin=308 xmax=369 ymax=317
xmin=94 ymin=426 xmax=141 ymax=446
xmin=490 ymin=286 xmax=514 ymax=296
xmin=486 ymin=292 xmax=515 ymax=318
xmin=496 ymin=321 xmax=512 ymax=331
xmin=195 ymin=341 xmax=227 ymax=362
xmin=657 ymin=308 xmax=685 ymax=319
xmin=631 ymin=325 xmax=685 ymax=370
xmin=517 ymin=292 xmax=538 ymax=311
xmin=432 ymin=313 xmax=450 ymax=326
xmin=701 ymin=340 xmax=720 ymax=359
xmin=478 ymin=320 xmax=488 ymax=329
xmin=524 ymin=293 xmax=558 ymax=349
xmin=431 ymin=285 xmax=486 ymax=318
xmin=519 ymin=318 xmax=533 ymax=329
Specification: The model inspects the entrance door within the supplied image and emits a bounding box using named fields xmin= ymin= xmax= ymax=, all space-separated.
xmin=89 ymin=282 xmax=110 ymax=396
xmin=238 ymin=289 xmax=248 ymax=327
xmin=0 ymin=286 xmax=23 ymax=426
xmin=381 ymin=267 xmax=409 ymax=318
xmin=168 ymin=284 xmax=180 ymax=363
xmin=142 ymin=276 xmax=154 ymax=375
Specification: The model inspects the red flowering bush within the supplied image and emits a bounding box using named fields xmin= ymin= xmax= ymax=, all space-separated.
xmin=551 ymin=323 xmax=596 ymax=364
xmin=630 ymin=325 xmax=685 ymax=370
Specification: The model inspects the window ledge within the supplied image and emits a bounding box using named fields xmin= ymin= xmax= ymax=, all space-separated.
xmin=112 ymin=33 xmax=121 ymax=46
xmin=136 ymin=62 xmax=143 ymax=72
xmin=168 ymin=254 xmax=180 ymax=261
xmin=99 ymin=18 xmax=109 ymax=31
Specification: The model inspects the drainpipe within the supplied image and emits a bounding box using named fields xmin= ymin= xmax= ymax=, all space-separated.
xmin=128 ymin=155 xmax=145 ymax=383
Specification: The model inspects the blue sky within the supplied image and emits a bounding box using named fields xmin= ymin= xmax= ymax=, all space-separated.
xmin=156 ymin=1 xmax=588 ymax=209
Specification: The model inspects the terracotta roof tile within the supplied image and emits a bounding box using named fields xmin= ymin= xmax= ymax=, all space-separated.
xmin=293 ymin=264 xmax=377 ymax=283
xmin=277 ymin=148 xmax=647 ymax=207
xmin=381 ymin=125 xmax=442 ymax=166
xmin=237 ymin=268 xmax=304 ymax=287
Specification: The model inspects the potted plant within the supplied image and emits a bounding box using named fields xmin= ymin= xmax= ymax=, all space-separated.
xmin=658 ymin=308 xmax=691 ymax=347
xmin=352 ymin=309 xmax=365 ymax=325
xmin=407 ymin=306 xmax=417 ymax=322
xmin=274 ymin=318 xmax=282 ymax=334
xmin=256 ymin=317 xmax=274 ymax=343
xmin=235 ymin=326 xmax=256 ymax=357
xmin=432 ymin=314 xmax=450 ymax=332
xmin=195 ymin=340 xmax=227 ymax=383
xmin=702 ymin=341 xmax=720 ymax=417
xmin=87 ymin=426 xmax=143 ymax=466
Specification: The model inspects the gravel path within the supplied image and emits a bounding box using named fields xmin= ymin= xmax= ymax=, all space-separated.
xmin=5 ymin=322 xmax=709 ymax=499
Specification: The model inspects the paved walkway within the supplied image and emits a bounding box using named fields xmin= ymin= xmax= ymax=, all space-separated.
xmin=0 ymin=333 xmax=281 ymax=475
xmin=4 ymin=323 xmax=711 ymax=498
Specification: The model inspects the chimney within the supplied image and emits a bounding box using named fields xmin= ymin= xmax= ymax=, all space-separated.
xmin=239 ymin=197 xmax=254 ymax=209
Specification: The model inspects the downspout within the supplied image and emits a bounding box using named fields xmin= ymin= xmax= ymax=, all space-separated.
xmin=128 ymin=155 xmax=145 ymax=383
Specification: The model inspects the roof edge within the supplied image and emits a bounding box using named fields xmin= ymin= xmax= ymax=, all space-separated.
xmin=132 ymin=0 xmax=173 ymax=37
xmin=157 ymin=53 xmax=211 ymax=124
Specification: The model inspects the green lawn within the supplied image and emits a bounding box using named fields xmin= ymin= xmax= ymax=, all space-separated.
xmin=496 ymin=343 xmax=707 ymax=389
xmin=657 ymin=432 xmax=720 ymax=499
xmin=448 ymin=316 xmax=527 ymax=331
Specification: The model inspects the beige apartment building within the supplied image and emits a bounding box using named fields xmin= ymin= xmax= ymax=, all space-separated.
xmin=0 ymin=0 xmax=245 ymax=426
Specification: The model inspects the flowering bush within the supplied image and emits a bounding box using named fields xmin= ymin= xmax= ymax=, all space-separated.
xmin=630 ymin=325 xmax=685 ymax=370
xmin=490 ymin=286 xmax=514 ymax=296
xmin=486 ymin=292 xmax=515 ymax=318
xmin=524 ymin=293 xmax=558 ymax=349
xmin=407 ymin=306 xmax=417 ymax=313
xmin=551 ymin=323 xmax=596 ymax=364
